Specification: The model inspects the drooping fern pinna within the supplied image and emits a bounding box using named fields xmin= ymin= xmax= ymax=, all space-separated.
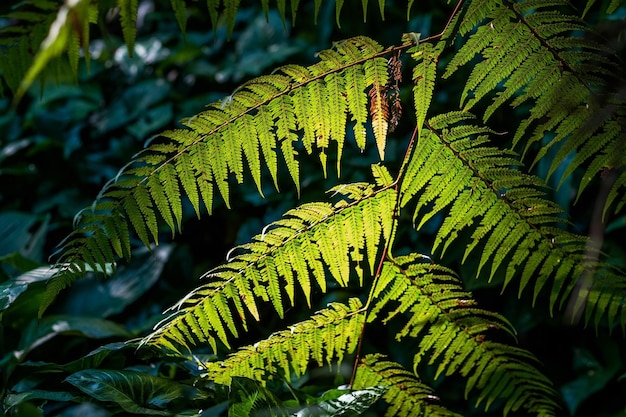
xmin=11 ymin=0 xmax=625 ymax=415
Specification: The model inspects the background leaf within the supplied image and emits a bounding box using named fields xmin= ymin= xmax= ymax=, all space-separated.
xmin=65 ymin=369 xmax=205 ymax=415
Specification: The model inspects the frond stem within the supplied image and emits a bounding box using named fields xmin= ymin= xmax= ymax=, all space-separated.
xmin=502 ymin=0 xmax=595 ymax=96
xmin=420 ymin=0 xmax=465 ymax=43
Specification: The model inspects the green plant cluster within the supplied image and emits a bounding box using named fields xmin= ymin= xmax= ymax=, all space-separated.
xmin=1 ymin=1 xmax=626 ymax=416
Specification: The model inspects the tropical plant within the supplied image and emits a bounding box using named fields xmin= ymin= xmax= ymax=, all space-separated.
xmin=1 ymin=0 xmax=625 ymax=416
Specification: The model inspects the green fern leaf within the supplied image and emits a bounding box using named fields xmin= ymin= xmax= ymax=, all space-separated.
xmin=410 ymin=41 xmax=442 ymax=138
xmin=445 ymin=0 xmax=625 ymax=215
xmin=13 ymin=0 xmax=92 ymax=102
xmin=143 ymin=186 xmax=396 ymax=353
xmin=223 ymin=0 xmax=240 ymax=37
xmin=46 ymin=36 xmax=393 ymax=306
xmin=117 ymin=0 xmax=138 ymax=54
xmin=202 ymin=298 xmax=364 ymax=385
xmin=353 ymin=354 xmax=461 ymax=417
xmin=369 ymin=255 xmax=559 ymax=415
xmin=399 ymin=112 xmax=626 ymax=322
xmin=169 ymin=0 xmax=187 ymax=36
xmin=605 ymin=171 xmax=626 ymax=218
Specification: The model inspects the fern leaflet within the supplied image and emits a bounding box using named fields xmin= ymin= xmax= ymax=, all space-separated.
xmin=444 ymin=0 xmax=626 ymax=215
xmin=203 ymin=298 xmax=364 ymax=385
xmin=353 ymin=354 xmax=461 ymax=417
xmin=141 ymin=185 xmax=396 ymax=354
xmin=369 ymin=255 xmax=560 ymax=415
xmin=399 ymin=112 xmax=626 ymax=325
xmin=42 ymin=36 xmax=394 ymax=312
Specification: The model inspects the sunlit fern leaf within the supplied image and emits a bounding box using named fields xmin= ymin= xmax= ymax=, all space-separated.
xmin=202 ymin=298 xmax=364 ymax=385
xmin=399 ymin=112 xmax=626 ymax=324
xmin=408 ymin=39 xmax=443 ymax=138
xmin=353 ymin=354 xmax=462 ymax=417
xmin=444 ymin=0 xmax=626 ymax=214
xmin=141 ymin=186 xmax=395 ymax=354
xmin=369 ymin=255 xmax=560 ymax=415
xmin=42 ymin=36 xmax=393 ymax=312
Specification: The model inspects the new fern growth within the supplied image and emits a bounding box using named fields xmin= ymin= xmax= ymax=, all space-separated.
xmin=15 ymin=0 xmax=626 ymax=415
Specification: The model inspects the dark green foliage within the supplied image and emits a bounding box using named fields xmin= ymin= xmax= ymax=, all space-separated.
xmin=1 ymin=1 xmax=626 ymax=416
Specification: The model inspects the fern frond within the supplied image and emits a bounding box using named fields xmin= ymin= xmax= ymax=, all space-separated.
xmin=0 ymin=1 xmax=76 ymax=97
xmin=444 ymin=0 xmax=626 ymax=213
xmin=169 ymin=0 xmax=187 ymax=35
xmin=141 ymin=186 xmax=396 ymax=354
xmin=399 ymin=112 xmax=626 ymax=323
xmin=203 ymin=298 xmax=364 ymax=385
xmin=353 ymin=354 xmax=462 ymax=417
xmin=583 ymin=0 xmax=623 ymax=17
xmin=369 ymin=255 xmax=559 ymax=415
xmin=43 ymin=36 xmax=394 ymax=310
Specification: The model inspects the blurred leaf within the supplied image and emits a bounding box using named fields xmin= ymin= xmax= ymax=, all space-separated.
xmin=4 ymin=401 xmax=44 ymax=417
xmin=32 ymin=189 xmax=88 ymax=219
xmin=54 ymin=403 xmax=111 ymax=417
xmin=560 ymin=346 xmax=621 ymax=415
xmin=215 ymin=11 xmax=302 ymax=82
xmin=0 ymin=138 xmax=31 ymax=165
xmin=0 ymin=99 xmax=22 ymax=142
xmin=14 ymin=0 xmax=92 ymax=103
xmin=26 ymin=84 xmax=101 ymax=133
xmin=92 ymin=79 xmax=171 ymax=134
xmin=0 ymin=253 xmax=41 ymax=278
xmin=59 ymin=245 xmax=173 ymax=317
xmin=0 ymin=212 xmax=49 ymax=262
xmin=65 ymin=369 xmax=205 ymax=415
xmin=607 ymin=215 xmax=626 ymax=233
xmin=4 ymin=390 xmax=76 ymax=411
xmin=127 ymin=103 xmax=173 ymax=139
xmin=16 ymin=316 xmax=131 ymax=361
xmin=0 ymin=266 xmax=56 ymax=312
xmin=20 ymin=341 xmax=135 ymax=374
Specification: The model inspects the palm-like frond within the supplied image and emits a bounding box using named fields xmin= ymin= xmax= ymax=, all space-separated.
xmin=400 ymin=112 xmax=626 ymax=324
xmin=369 ymin=254 xmax=559 ymax=415
xmin=203 ymin=298 xmax=364 ymax=385
xmin=5 ymin=1 xmax=625 ymax=415
xmin=353 ymin=354 xmax=462 ymax=417
xmin=42 ymin=36 xmax=396 ymax=312
xmin=142 ymin=185 xmax=395 ymax=354
xmin=444 ymin=0 xmax=626 ymax=215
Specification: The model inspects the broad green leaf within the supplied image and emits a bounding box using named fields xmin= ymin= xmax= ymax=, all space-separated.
xmin=66 ymin=369 xmax=205 ymax=415
xmin=0 ymin=212 xmax=49 ymax=263
xmin=0 ymin=266 xmax=55 ymax=312
xmin=4 ymin=390 xmax=76 ymax=410
xmin=299 ymin=386 xmax=387 ymax=416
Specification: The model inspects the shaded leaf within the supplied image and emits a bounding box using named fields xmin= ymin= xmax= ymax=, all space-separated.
xmin=66 ymin=369 xmax=205 ymax=415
